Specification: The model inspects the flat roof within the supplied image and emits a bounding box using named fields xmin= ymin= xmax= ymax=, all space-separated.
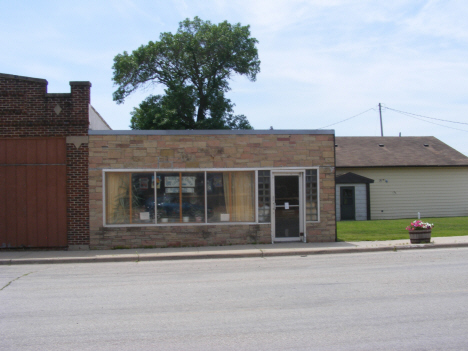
xmin=89 ymin=129 xmax=334 ymax=136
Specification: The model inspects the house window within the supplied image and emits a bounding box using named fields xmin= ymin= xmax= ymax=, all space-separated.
xmin=258 ymin=170 xmax=271 ymax=223
xmin=306 ymin=169 xmax=318 ymax=221
xmin=155 ymin=172 xmax=205 ymax=223
xmin=207 ymin=171 xmax=255 ymax=223
xmin=105 ymin=172 xmax=155 ymax=224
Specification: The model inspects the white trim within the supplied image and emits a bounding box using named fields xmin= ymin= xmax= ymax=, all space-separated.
xmin=271 ymin=171 xmax=305 ymax=242
xmin=103 ymin=222 xmax=267 ymax=228
xmin=101 ymin=166 xmax=316 ymax=172
xmin=255 ymin=170 xmax=259 ymax=223
xmin=302 ymin=171 xmax=307 ymax=242
xmin=270 ymin=171 xmax=274 ymax=243
xmin=204 ymin=171 xmax=208 ymax=224
xmin=102 ymin=169 xmax=106 ymax=227
xmin=316 ymin=167 xmax=321 ymax=223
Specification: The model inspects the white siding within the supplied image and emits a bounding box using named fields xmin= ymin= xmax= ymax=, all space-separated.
xmin=89 ymin=105 xmax=112 ymax=130
xmin=336 ymin=184 xmax=367 ymax=221
xmin=339 ymin=167 xmax=468 ymax=219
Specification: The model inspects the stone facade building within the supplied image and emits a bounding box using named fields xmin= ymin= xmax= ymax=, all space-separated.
xmin=89 ymin=130 xmax=336 ymax=249
xmin=1 ymin=73 xmax=337 ymax=250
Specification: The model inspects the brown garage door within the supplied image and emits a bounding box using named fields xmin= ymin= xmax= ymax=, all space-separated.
xmin=0 ymin=138 xmax=67 ymax=248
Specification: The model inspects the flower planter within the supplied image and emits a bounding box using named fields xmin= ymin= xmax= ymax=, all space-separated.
xmin=408 ymin=229 xmax=432 ymax=244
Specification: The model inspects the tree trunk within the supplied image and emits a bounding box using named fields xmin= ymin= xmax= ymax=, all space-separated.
xmin=197 ymin=95 xmax=207 ymax=122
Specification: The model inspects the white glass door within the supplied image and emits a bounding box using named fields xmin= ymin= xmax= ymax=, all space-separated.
xmin=272 ymin=172 xmax=304 ymax=242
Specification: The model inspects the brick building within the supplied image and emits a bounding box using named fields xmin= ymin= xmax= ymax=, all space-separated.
xmin=1 ymin=73 xmax=337 ymax=250
xmin=0 ymin=73 xmax=97 ymax=249
xmin=89 ymin=130 xmax=336 ymax=249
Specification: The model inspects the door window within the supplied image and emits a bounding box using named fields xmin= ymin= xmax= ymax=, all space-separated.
xmin=274 ymin=175 xmax=300 ymax=238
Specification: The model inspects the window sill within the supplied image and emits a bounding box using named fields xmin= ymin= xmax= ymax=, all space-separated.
xmin=103 ymin=222 xmax=271 ymax=228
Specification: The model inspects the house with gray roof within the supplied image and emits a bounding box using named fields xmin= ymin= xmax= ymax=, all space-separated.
xmin=335 ymin=136 xmax=468 ymax=220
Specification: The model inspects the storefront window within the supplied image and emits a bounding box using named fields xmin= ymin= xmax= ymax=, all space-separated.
xmin=105 ymin=172 xmax=154 ymax=224
xmin=105 ymin=168 xmax=316 ymax=226
xmin=306 ymin=169 xmax=318 ymax=221
xmin=156 ymin=172 xmax=205 ymax=223
xmin=257 ymin=170 xmax=271 ymax=223
xmin=207 ymin=171 xmax=255 ymax=223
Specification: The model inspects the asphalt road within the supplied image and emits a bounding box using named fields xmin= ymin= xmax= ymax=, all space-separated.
xmin=2 ymin=248 xmax=468 ymax=351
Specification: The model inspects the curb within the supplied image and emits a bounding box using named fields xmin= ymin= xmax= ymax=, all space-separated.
xmin=1 ymin=242 xmax=468 ymax=265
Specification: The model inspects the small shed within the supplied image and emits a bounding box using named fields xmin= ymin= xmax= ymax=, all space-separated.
xmin=336 ymin=172 xmax=374 ymax=221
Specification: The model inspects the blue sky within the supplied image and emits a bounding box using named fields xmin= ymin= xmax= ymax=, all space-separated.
xmin=2 ymin=0 xmax=468 ymax=155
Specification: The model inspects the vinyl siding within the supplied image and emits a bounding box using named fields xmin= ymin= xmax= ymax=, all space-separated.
xmin=338 ymin=167 xmax=468 ymax=220
xmin=336 ymin=184 xmax=367 ymax=221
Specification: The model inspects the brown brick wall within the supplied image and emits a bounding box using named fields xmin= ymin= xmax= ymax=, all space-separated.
xmin=0 ymin=73 xmax=90 ymax=248
xmin=91 ymin=224 xmax=272 ymax=249
xmin=89 ymin=133 xmax=336 ymax=249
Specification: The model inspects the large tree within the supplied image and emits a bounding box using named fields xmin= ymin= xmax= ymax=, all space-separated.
xmin=113 ymin=17 xmax=260 ymax=130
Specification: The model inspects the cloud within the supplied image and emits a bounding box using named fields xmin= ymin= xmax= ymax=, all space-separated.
xmin=404 ymin=0 xmax=468 ymax=41
xmin=2 ymin=0 xmax=468 ymax=155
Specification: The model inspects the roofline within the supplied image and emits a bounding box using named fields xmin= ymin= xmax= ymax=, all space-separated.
xmin=336 ymin=172 xmax=375 ymax=184
xmin=89 ymin=105 xmax=112 ymax=130
xmin=0 ymin=72 xmax=48 ymax=84
xmin=335 ymin=136 xmax=435 ymax=138
xmin=89 ymin=129 xmax=335 ymax=136
xmin=337 ymin=165 xmax=468 ymax=168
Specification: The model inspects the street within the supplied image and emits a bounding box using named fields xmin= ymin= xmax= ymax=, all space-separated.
xmin=2 ymin=248 xmax=468 ymax=350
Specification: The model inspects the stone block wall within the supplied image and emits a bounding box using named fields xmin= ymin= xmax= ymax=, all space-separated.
xmin=89 ymin=131 xmax=336 ymax=249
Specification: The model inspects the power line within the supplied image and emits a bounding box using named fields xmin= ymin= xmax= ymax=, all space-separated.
xmin=318 ymin=107 xmax=375 ymax=129
xmin=388 ymin=109 xmax=468 ymax=133
xmin=384 ymin=106 xmax=468 ymax=126
xmin=317 ymin=104 xmax=468 ymax=133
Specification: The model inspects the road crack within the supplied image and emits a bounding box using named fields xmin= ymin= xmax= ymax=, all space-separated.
xmin=1 ymin=272 xmax=34 ymax=291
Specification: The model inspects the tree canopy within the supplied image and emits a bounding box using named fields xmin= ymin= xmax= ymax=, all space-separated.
xmin=112 ymin=17 xmax=260 ymax=130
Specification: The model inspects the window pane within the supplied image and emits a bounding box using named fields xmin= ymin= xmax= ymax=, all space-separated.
xmin=207 ymin=172 xmax=227 ymax=222
xmin=131 ymin=173 xmax=155 ymax=224
xmin=156 ymin=172 xmax=180 ymax=223
xmin=306 ymin=169 xmax=318 ymax=221
xmin=106 ymin=172 xmax=130 ymax=224
xmin=105 ymin=172 xmax=155 ymax=225
xmin=258 ymin=170 xmax=271 ymax=223
xmin=207 ymin=171 xmax=255 ymax=223
xmin=181 ymin=173 xmax=205 ymax=223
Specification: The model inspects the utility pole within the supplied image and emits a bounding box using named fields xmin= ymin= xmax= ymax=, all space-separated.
xmin=379 ymin=103 xmax=383 ymax=137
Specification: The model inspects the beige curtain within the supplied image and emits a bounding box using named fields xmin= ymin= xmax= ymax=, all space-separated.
xmin=106 ymin=173 xmax=130 ymax=224
xmin=231 ymin=172 xmax=255 ymax=222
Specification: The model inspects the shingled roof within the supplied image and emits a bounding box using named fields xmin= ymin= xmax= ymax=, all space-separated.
xmin=335 ymin=136 xmax=468 ymax=167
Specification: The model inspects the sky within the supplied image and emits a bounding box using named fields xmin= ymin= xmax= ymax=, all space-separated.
xmin=2 ymin=0 xmax=468 ymax=155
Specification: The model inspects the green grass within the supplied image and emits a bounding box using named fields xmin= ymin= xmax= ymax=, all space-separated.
xmin=337 ymin=216 xmax=468 ymax=242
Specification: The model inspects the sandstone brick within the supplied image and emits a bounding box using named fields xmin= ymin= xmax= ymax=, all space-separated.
xmin=88 ymin=132 xmax=336 ymax=248
xmin=160 ymin=149 xmax=174 ymax=157
xmin=186 ymin=161 xmax=200 ymax=168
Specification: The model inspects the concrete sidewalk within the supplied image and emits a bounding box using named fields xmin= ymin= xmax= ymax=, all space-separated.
xmin=1 ymin=236 xmax=468 ymax=265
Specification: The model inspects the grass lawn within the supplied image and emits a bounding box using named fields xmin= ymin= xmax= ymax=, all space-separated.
xmin=337 ymin=216 xmax=468 ymax=242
